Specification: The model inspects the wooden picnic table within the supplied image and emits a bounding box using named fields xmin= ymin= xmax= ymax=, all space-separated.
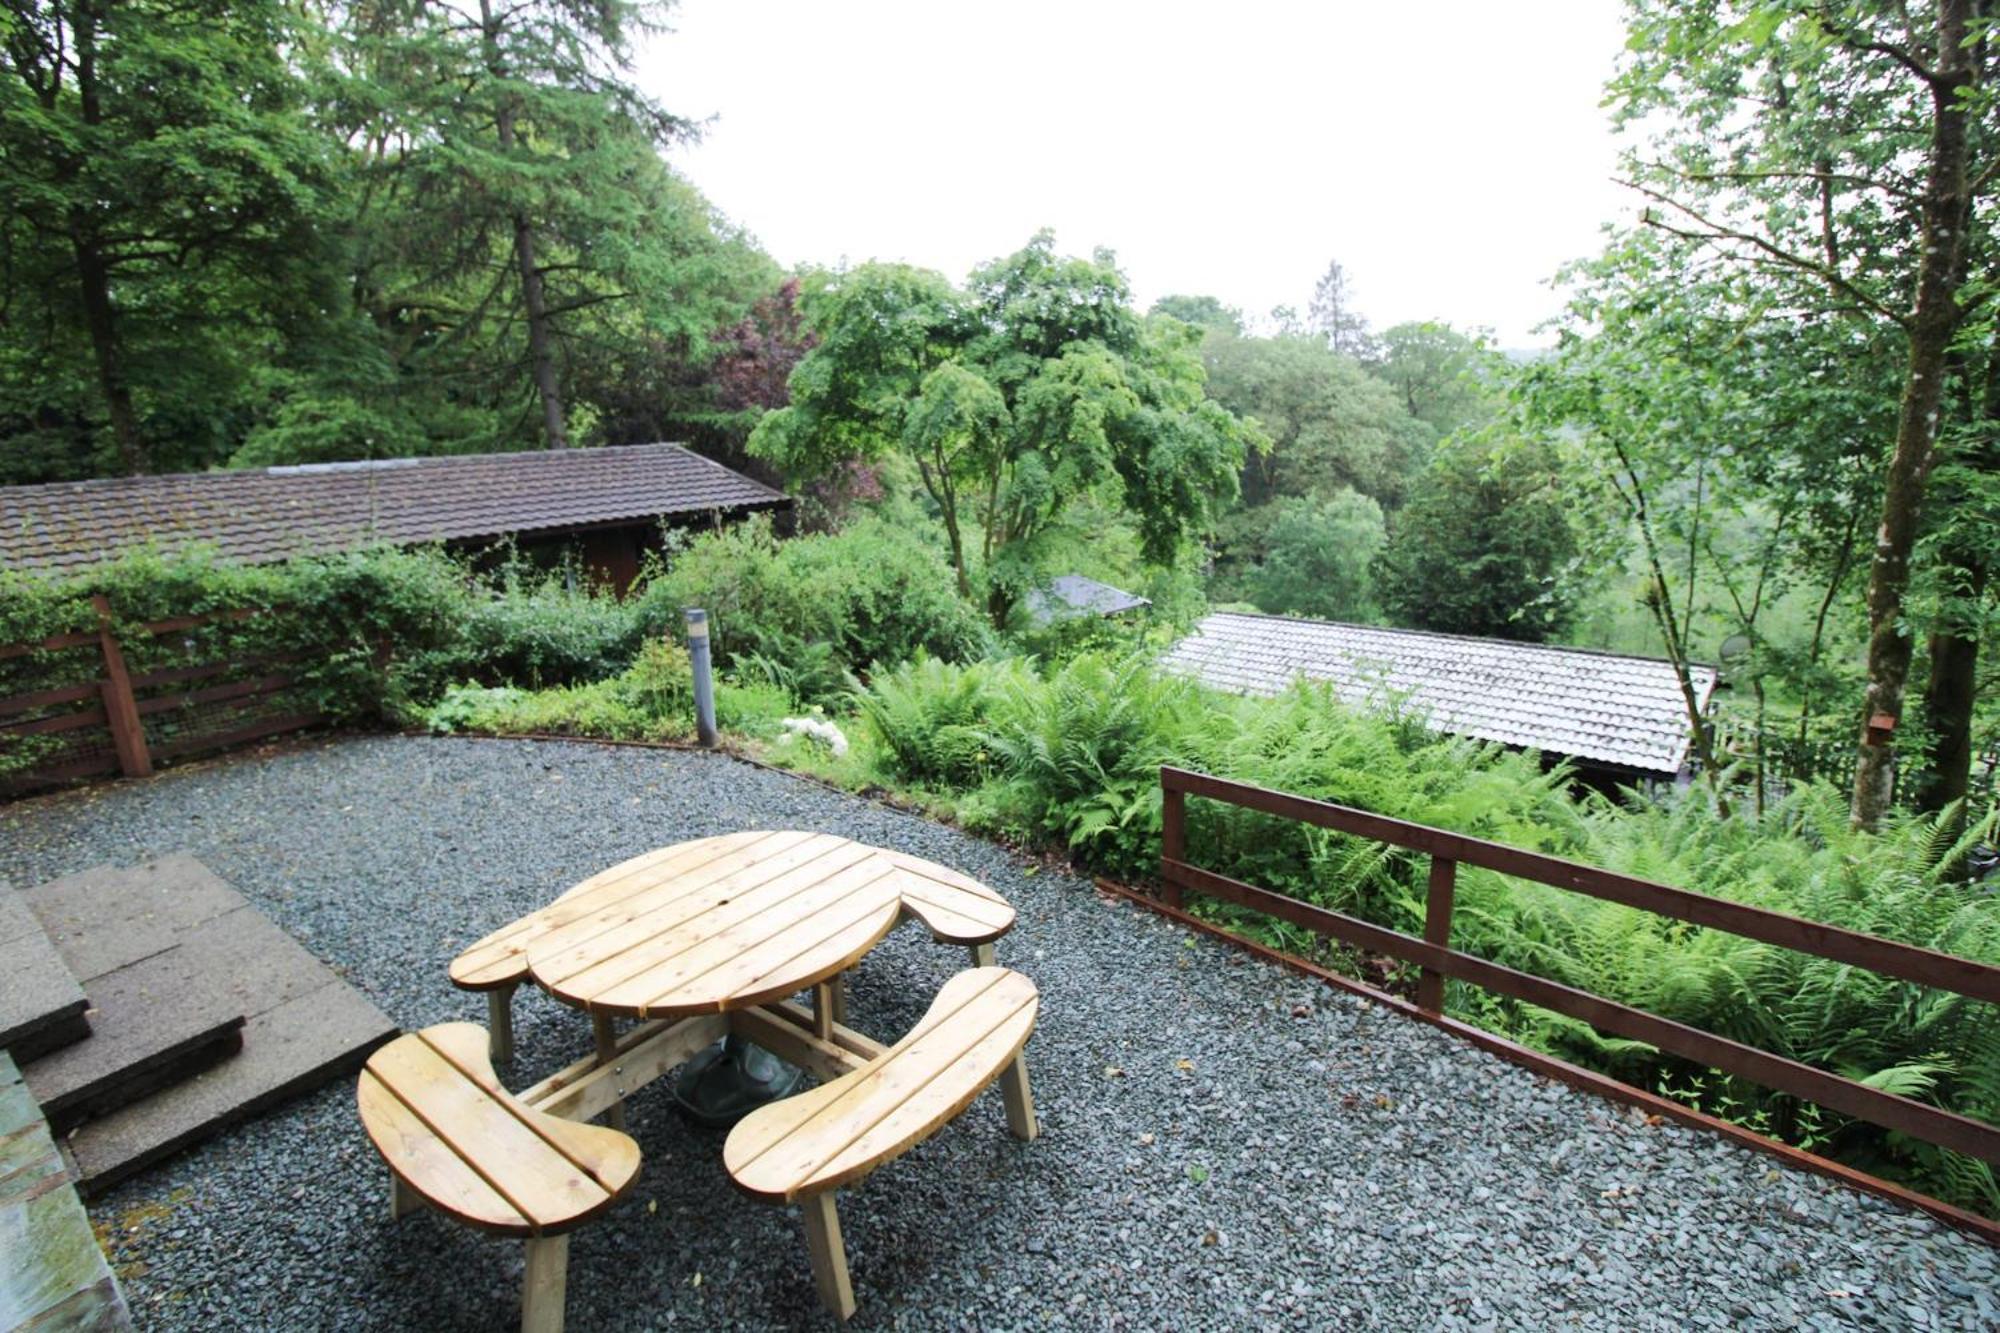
xmin=366 ymin=830 xmax=1038 ymax=1328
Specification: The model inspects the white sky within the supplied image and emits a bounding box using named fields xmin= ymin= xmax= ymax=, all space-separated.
xmin=639 ymin=1 xmax=1636 ymax=347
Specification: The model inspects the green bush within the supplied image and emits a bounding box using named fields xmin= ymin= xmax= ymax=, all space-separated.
xmin=635 ymin=516 xmax=989 ymax=699
xmin=846 ymin=647 xmax=2000 ymax=1215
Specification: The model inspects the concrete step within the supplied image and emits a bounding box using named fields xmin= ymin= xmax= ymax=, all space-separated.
xmin=17 ymin=854 xmax=399 ymax=1195
xmin=0 ymin=1053 xmax=135 ymax=1332
xmin=22 ymin=940 xmax=247 ymax=1135
xmin=0 ymin=889 xmax=90 ymax=1063
xmin=69 ymin=979 xmax=394 ymax=1197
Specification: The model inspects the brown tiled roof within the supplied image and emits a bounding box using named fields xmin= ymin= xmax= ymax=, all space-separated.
xmin=1160 ymin=612 xmax=1718 ymax=775
xmin=0 ymin=444 xmax=790 ymax=576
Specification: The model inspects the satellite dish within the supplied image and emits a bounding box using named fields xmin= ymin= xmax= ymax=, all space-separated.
xmin=1719 ymin=633 xmax=1753 ymax=664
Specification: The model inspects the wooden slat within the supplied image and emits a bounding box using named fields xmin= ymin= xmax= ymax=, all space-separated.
xmin=0 ymin=752 xmax=120 ymax=788
xmin=725 ymin=968 xmax=1038 ymax=1201
xmin=1162 ymin=856 xmax=2000 ymax=1165
xmin=0 ymin=629 xmax=97 ymax=661
xmin=889 ymin=857 xmax=1017 ymax=943
xmin=525 ymin=1014 xmax=729 ymax=1123
xmin=562 ymin=851 xmax=887 ymax=1003
xmin=0 ymin=681 xmax=101 ymax=716
xmin=0 ymin=704 xmax=107 ymax=737
xmin=366 ymin=1037 xmax=611 ymax=1230
xmin=148 ymin=710 xmax=320 ymax=760
xmin=358 ymin=1072 xmax=522 ymax=1232
xmin=1161 ymin=766 xmax=2000 ymax=1005
xmin=135 ymin=671 xmax=294 ymax=718
xmin=525 ymin=832 xmax=837 ymax=984
xmin=138 ymin=607 xmax=262 ymax=635
xmin=593 ymin=872 xmax=903 ymax=1017
xmin=419 ymin=1023 xmax=642 ymax=1186
xmin=450 ymin=833 xmax=780 ymax=989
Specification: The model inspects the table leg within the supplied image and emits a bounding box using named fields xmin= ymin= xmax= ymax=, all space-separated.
xmin=970 ymin=942 xmax=996 ymax=968
xmin=487 ymin=981 xmax=519 ymax=1065
xmin=829 ymin=971 xmax=848 ymax=1028
xmin=592 ymin=1013 xmax=626 ymax=1132
xmin=812 ymin=980 xmax=836 ymax=1041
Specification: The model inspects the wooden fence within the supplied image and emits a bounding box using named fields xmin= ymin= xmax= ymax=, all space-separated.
xmin=0 ymin=597 xmax=321 ymax=794
xmin=1159 ymin=765 xmax=2000 ymax=1171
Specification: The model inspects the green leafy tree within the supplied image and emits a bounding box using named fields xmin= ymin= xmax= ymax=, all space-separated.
xmin=751 ymin=234 xmax=1256 ymax=621
xmin=0 ymin=0 xmax=332 ymax=475
xmin=1200 ymin=329 xmax=1431 ymax=509
xmin=1242 ymin=490 xmax=1386 ymax=622
xmin=1149 ymin=294 xmax=1244 ymax=336
xmin=1608 ymin=0 xmax=2000 ymax=829
xmin=1366 ymin=321 xmax=1501 ymax=438
xmin=1375 ymin=436 xmax=1581 ymax=642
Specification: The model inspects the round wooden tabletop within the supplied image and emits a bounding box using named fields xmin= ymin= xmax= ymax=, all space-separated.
xmin=523 ymin=831 xmax=1014 ymax=1020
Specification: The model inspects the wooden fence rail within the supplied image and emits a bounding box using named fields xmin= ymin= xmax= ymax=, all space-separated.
xmin=1158 ymin=765 xmax=2000 ymax=1169
xmin=0 ymin=600 xmax=320 ymax=794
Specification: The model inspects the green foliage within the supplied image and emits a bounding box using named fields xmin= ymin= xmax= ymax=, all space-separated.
xmin=1375 ymin=434 xmax=1583 ymax=641
xmin=751 ymin=234 xmax=1258 ymax=621
xmin=842 ymin=647 xmax=2000 ymax=1214
xmin=1200 ymin=328 xmax=1431 ymax=511
xmin=1229 ymin=490 xmax=1386 ymax=622
xmin=423 ymin=638 xmax=696 ymax=741
xmin=0 ymin=0 xmax=781 ymax=479
xmin=636 ymin=516 xmax=990 ymax=698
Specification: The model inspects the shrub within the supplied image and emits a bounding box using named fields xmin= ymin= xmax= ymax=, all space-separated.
xmin=845 ymin=647 xmax=2000 ymax=1215
xmin=635 ymin=516 xmax=989 ymax=696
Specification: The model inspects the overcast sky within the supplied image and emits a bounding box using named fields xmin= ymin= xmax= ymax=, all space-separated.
xmin=639 ymin=1 xmax=1635 ymax=347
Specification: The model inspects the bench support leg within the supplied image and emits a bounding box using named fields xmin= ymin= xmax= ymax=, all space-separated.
xmin=388 ymin=1171 xmax=419 ymax=1221
xmin=801 ymin=1192 xmax=857 ymax=1322
xmin=970 ymin=942 xmax=995 ymax=967
xmin=1000 ymin=1053 xmax=1039 ymax=1141
xmin=521 ymin=1233 xmax=570 ymax=1333
xmin=488 ymin=982 xmax=519 ymax=1065
xmin=591 ymin=1014 xmax=625 ymax=1132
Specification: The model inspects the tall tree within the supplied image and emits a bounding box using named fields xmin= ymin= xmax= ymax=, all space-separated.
xmin=351 ymin=0 xmax=693 ymax=451
xmin=0 ymin=0 xmax=330 ymax=475
xmin=1608 ymin=0 xmax=1999 ymax=830
xmin=1307 ymin=258 xmax=1373 ymax=358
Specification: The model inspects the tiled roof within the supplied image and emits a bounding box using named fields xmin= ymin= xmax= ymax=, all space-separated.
xmin=1160 ymin=612 xmax=1718 ymax=775
xmin=0 ymin=444 xmax=790 ymax=575
xmin=1024 ymin=574 xmax=1152 ymax=625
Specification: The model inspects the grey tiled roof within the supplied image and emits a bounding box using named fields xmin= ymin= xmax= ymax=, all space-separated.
xmin=1161 ymin=612 xmax=1718 ymax=775
xmin=1023 ymin=574 xmax=1151 ymax=625
xmin=0 ymin=444 xmax=790 ymax=575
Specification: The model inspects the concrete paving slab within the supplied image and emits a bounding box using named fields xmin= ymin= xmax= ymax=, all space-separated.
xmin=26 ymin=857 xmax=240 ymax=983
xmin=0 ymin=891 xmax=90 ymax=1063
xmin=68 ymin=981 xmax=395 ymax=1197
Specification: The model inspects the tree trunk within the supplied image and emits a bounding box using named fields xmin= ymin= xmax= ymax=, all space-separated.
xmin=64 ymin=4 xmax=144 ymax=473
xmin=70 ymin=227 xmax=144 ymax=473
xmin=1914 ymin=323 xmax=2000 ymax=815
xmin=482 ymin=0 xmax=567 ymax=449
xmin=1850 ymin=0 xmax=1975 ymax=831
xmin=511 ymin=211 xmax=568 ymax=448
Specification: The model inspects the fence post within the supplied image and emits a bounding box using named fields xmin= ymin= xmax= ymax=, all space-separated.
xmin=91 ymin=594 xmax=152 ymax=779
xmin=1160 ymin=771 xmax=1185 ymax=909
xmin=684 ymin=608 xmax=718 ymax=747
xmin=1416 ymin=855 xmax=1456 ymax=1014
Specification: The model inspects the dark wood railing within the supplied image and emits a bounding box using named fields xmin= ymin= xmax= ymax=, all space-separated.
xmin=1158 ymin=765 xmax=2000 ymax=1169
xmin=0 ymin=598 xmax=319 ymax=793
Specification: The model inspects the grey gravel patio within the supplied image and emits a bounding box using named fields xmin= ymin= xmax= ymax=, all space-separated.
xmin=2 ymin=734 xmax=1993 ymax=1331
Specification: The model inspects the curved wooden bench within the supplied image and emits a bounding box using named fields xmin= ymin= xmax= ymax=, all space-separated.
xmin=723 ymin=967 xmax=1039 ymax=1321
xmin=357 ymin=1022 xmax=642 ymax=1333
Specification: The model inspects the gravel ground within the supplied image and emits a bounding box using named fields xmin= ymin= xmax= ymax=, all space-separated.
xmin=2 ymin=734 xmax=1995 ymax=1332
